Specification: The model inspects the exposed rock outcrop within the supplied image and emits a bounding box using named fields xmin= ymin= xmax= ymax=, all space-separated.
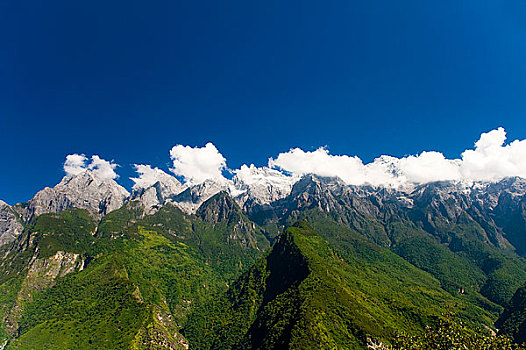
xmin=0 ymin=201 xmax=23 ymax=247
xmin=172 ymin=179 xmax=231 ymax=214
xmin=4 ymin=250 xmax=84 ymax=336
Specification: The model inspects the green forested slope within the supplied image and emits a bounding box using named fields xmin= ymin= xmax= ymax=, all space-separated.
xmin=184 ymin=220 xmax=495 ymax=349
xmin=267 ymin=200 xmax=526 ymax=311
xmin=9 ymin=227 xmax=224 ymax=349
xmin=1 ymin=195 xmax=271 ymax=349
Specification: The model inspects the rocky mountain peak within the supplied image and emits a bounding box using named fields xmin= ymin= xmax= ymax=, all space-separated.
xmin=172 ymin=179 xmax=231 ymax=214
xmin=197 ymin=191 xmax=242 ymax=224
xmin=24 ymin=170 xmax=129 ymax=221
xmin=290 ymin=174 xmax=346 ymax=197
xmin=130 ymin=174 xmax=185 ymax=214
xmin=487 ymin=177 xmax=526 ymax=196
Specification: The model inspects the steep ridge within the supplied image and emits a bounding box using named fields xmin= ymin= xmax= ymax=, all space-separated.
xmin=196 ymin=191 xmax=270 ymax=249
xmin=232 ymin=164 xmax=296 ymax=210
xmin=184 ymin=220 xmax=494 ymax=349
xmin=248 ymin=175 xmax=526 ymax=307
xmin=0 ymin=208 xmax=97 ymax=344
xmin=489 ymin=178 xmax=526 ymax=254
xmin=7 ymin=228 xmax=220 ymax=350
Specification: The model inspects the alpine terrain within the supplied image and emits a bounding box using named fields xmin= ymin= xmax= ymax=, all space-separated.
xmin=2 ymin=163 xmax=526 ymax=349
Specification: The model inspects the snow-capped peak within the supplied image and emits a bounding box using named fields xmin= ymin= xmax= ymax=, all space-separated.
xmin=232 ymin=164 xmax=299 ymax=207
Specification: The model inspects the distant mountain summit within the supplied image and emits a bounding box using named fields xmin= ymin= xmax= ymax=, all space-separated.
xmin=129 ymin=173 xmax=185 ymax=214
xmin=24 ymin=170 xmax=129 ymax=221
xmin=197 ymin=191 xmax=270 ymax=249
xmin=4 ymin=170 xmax=526 ymax=246
xmin=171 ymin=179 xmax=232 ymax=214
xmin=232 ymin=164 xmax=297 ymax=209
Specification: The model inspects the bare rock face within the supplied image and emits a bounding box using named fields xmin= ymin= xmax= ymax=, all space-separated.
xmin=0 ymin=201 xmax=24 ymax=247
xmin=197 ymin=191 xmax=267 ymax=250
xmin=247 ymin=174 xmax=526 ymax=251
xmin=130 ymin=176 xmax=185 ymax=214
xmin=24 ymin=171 xmax=129 ymax=221
xmin=24 ymin=251 xmax=84 ymax=289
xmin=130 ymin=176 xmax=229 ymax=215
xmin=172 ymin=180 xmax=231 ymax=214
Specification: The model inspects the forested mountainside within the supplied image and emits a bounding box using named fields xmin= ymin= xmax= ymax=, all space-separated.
xmin=2 ymin=170 xmax=526 ymax=349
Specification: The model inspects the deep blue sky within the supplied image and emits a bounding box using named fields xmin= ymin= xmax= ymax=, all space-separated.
xmin=1 ymin=0 xmax=526 ymax=204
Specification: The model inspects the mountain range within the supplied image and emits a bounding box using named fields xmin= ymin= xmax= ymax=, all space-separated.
xmin=2 ymin=169 xmax=526 ymax=349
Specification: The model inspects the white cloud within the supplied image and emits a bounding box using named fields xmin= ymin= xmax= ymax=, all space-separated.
xmin=64 ymin=154 xmax=88 ymax=176
xmin=169 ymin=142 xmax=227 ymax=185
xmin=130 ymin=164 xmax=181 ymax=190
xmin=267 ymin=128 xmax=526 ymax=187
xmin=88 ymin=155 xmax=118 ymax=180
xmin=398 ymin=152 xmax=461 ymax=184
xmin=460 ymin=127 xmax=526 ymax=181
xmin=268 ymin=147 xmax=367 ymax=185
xmin=63 ymin=154 xmax=118 ymax=180
xmin=362 ymin=155 xmax=404 ymax=187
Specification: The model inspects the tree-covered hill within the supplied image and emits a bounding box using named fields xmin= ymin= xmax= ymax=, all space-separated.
xmin=184 ymin=220 xmax=495 ymax=349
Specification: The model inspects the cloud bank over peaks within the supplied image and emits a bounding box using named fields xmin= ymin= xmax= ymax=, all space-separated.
xmin=268 ymin=146 xmax=467 ymax=186
xmin=169 ymin=142 xmax=228 ymax=185
xmin=70 ymin=127 xmax=526 ymax=202
xmin=269 ymin=127 xmax=526 ymax=187
xmin=268 ymin=147 xmax=367 ymax=185
xmin=63 ymin=154 xmax=119 ymax=180
xmin=130 ymin=164 xmax=182 ymax=190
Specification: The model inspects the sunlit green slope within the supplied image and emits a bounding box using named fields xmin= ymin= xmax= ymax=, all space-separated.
xmin=184 ymin=220 xmax=495 ymax=349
